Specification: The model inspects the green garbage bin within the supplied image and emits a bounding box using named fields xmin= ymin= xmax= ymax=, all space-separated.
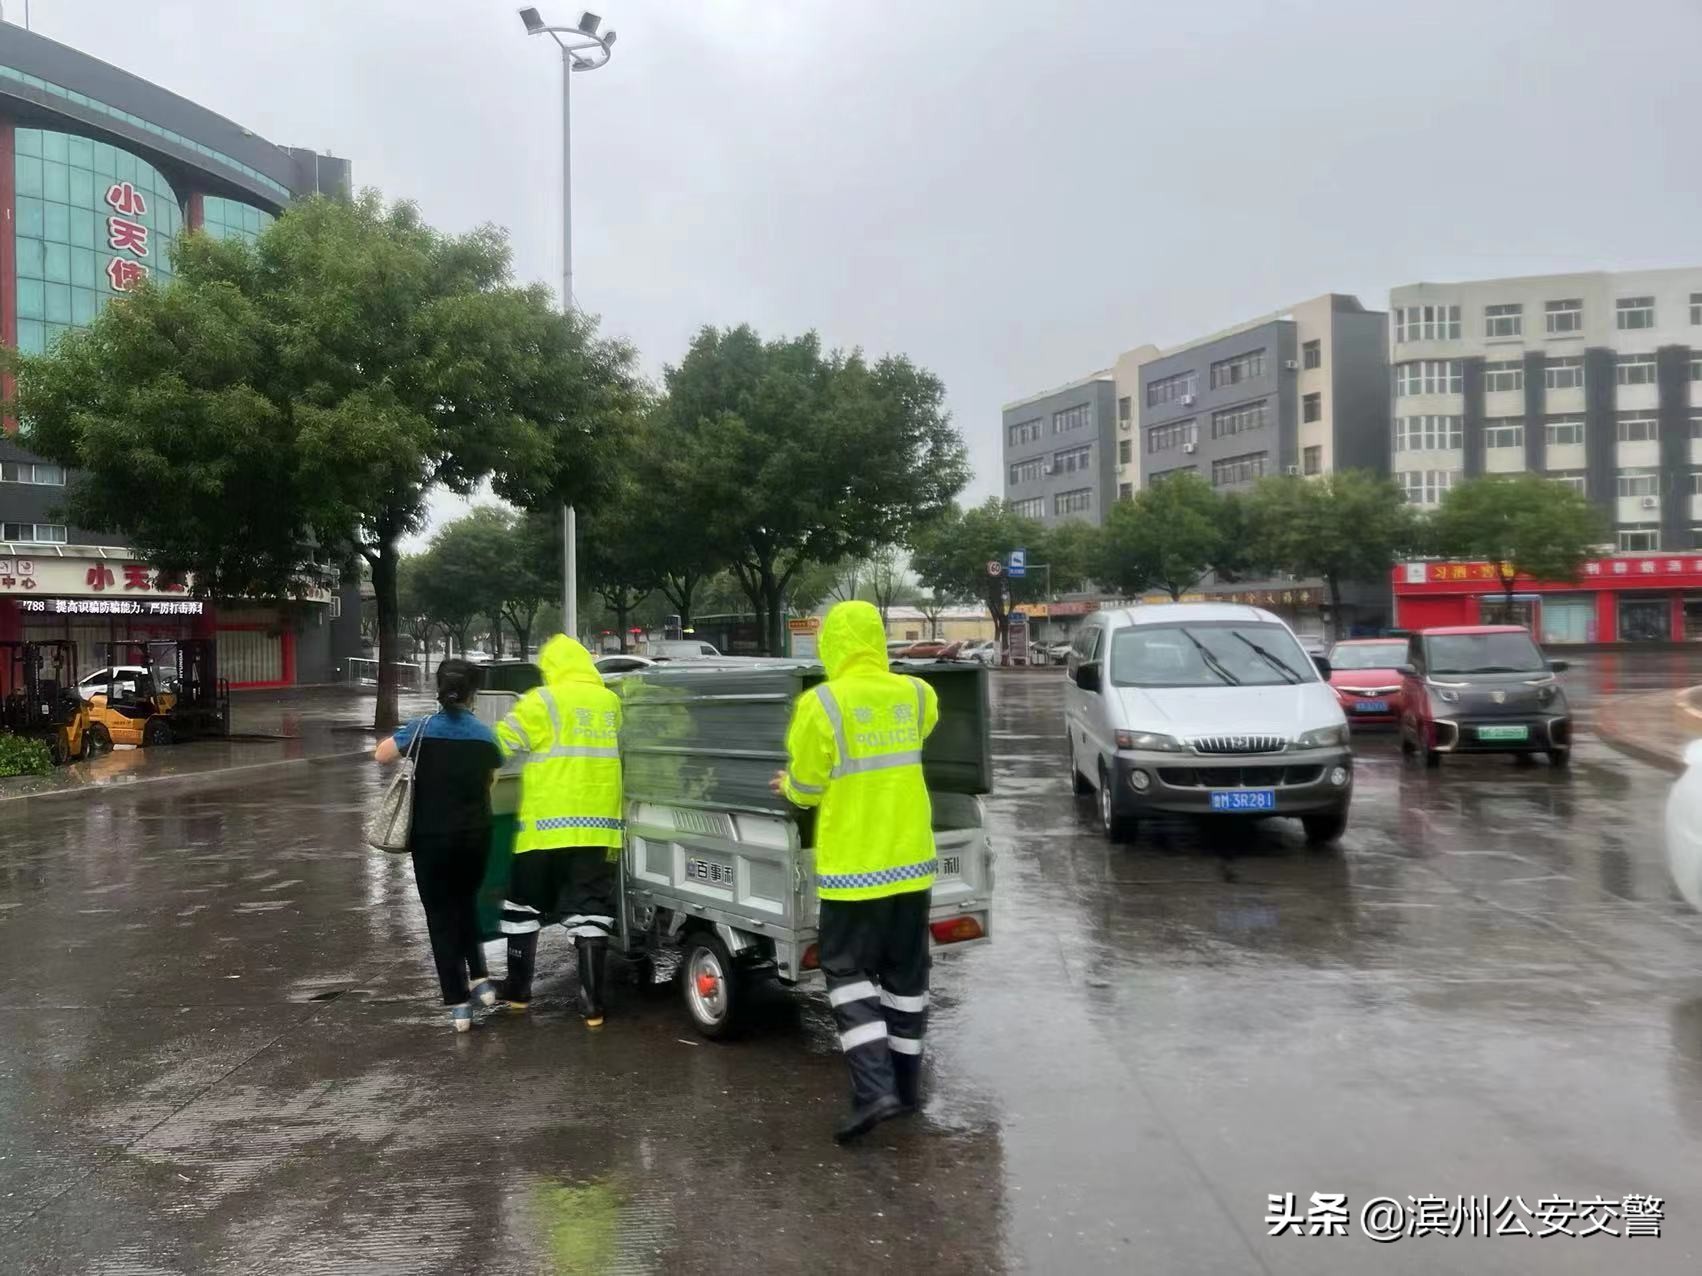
xmin=477 ymin=766 xmax=521 ymax=942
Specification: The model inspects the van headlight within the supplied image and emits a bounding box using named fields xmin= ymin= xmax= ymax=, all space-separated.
xmin=1115 ymin=730 xmax=1185 ymax=752
xmin=1293 ymin=724 xmax=1348 ymax=749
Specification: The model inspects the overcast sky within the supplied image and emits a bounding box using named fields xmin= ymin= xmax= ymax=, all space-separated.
xmin=24 ymin=0 xmax=1702 ymax=533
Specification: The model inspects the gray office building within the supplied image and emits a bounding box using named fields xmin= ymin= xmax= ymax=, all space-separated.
xmin=1131 ymin=294 xmax=1389 ymax=492
xmin=1001 ymin=373 xmax=1119 ymax=527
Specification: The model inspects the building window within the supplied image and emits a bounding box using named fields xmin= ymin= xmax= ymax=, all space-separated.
xmin=1690 ymin=472 xmax=1702 ymax=497
xmin=1146 ymin=370 xmax=1197 ymax=407
xmin=1393 ymin=415 xmax=1464 ymax=452
xmin=1054 ymin=488 xmax=1092 ymax=515
xmin=1146 ymin=419 xmax=1197 ymax=453
xmin=1011 ymin=496 xmax=1044 ymax=519
xmin=1118 ymin=482 xmax=1134 ymax=501
xmin=1009 ymin=458 xmax=1044 ymax=485
xmin=0 ymin=522 xmax=67 ymax=543
xmin=1484 ymin=420 xmax=1524 ymax=450
xmin=0 ymin=461 xmax=66 ymax=485
xmin=1693 ymin=357 xmax=1702 ymax=382
xmin=1393 ymin=304 xmax=1461 ymax=343
xmin=1052 ymin=444 xmax=1092 ymax=475
xmin=1692 ymin=414 xmax=1702 ymax=439
xmin=1482 ymin=359 xmax=1523 ymax=392
xmin=1209 ymin=349 xmax=1266 ymax=390
xmin=1548 ymin=470 xmax=1586 ymax=494
xmin=1008 ymin=417 xmax=1042 ymax=447
xmin=1211 ymin=400 xmax=1269 ymax=439
xmin=1117 ymin=439 xmax=1133 ymax=466
xmin=1302 ymin=392 xmax=1321 ymax=423
xmin=1484 ymin=303 xmax=1523 ymax=339
xmin=1302 ymin=445 xmax=1322 ymax=476
xmin=1397 ymin=470 xmax=1457 ymax=506
xmin=200 ymin=195 xmax=274 ymax=246
xmin=1052 ymin=403 xmax=1091 ymax=434
xmin=1544 ymin=299 xmax=1583 ymax=335
xmin=1616 ymin=297 xmax=1655 ymax=330
xmin=1617 ymin=414 xmax=1659 ymax=443
xmin=1617 ymin=526 xmax=1660 ymax=552
xmin=1394 ymin=360 xmax=1463 ymax=396
xmin=1149 ymin=466 xmax=1196 ymax=484
xmin=1545 ymin=415 xmax=1585 ymax=447
xmin=1544 ymin=357 xmax=1585 ymax=390
xmin=1211 ymin=452 xmax=1268 ymax=488
xmin=1616 ymin=355 xmax=1657 ymax=386
xmin=1302 ymin=340 xmax=1321 ymax=370
xmin=1692 ymin=293 xmax=1702 ymax=325
xmin=1616 ymin=468 xmax=1660 ymax=497
xmin=1117 ymin=395 xmax=1132 ymax=424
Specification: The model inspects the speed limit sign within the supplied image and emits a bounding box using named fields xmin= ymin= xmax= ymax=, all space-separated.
xmin=986 ymin=560 xmax=1003 ymax=577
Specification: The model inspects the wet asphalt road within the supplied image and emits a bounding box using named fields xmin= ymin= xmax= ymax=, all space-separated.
xmin=3 ymin=655 xmax=1702 ymax=1273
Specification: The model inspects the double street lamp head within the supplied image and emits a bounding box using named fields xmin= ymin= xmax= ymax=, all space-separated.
xmin=516 ymin=6 xmax=617 ymax=62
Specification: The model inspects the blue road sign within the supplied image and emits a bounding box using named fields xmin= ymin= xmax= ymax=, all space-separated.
xmin=1008 ymin=548 xmax=1027 ymax=578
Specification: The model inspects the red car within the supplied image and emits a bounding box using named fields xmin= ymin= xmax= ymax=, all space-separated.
xmin=1326 ymin=638 xmax=1409 ymax=725
xmin=1397 ymin=625 xmax=1572 ymax=767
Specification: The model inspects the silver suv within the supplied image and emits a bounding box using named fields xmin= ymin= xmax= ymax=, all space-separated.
xmin=1064 ymin=603 xmax=1353 ymax=844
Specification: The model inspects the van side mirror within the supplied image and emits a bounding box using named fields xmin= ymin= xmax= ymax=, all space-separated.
xmin=1075 ymin=661 xmax=1102 ymax=694
xmin=1547 ymin=658 xmax=1569 ymax=673
xmin=1310 ymin=655 xmax=1331 ymax=680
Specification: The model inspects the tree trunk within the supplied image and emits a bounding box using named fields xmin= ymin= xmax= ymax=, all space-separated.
xmin=761 ymin=570 xmax=787 ymax=656
xmin=370 ymin=541 xmax=401 ymax=734
xmin=1326 ymin=574 xmax=1345 ymax=642
xmin=662 ymin=571 xmax=701 ymax=632
xmin=489 ymin=619 xmax=504 ymax=659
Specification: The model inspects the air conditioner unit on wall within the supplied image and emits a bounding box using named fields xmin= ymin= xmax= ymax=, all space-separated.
xmin=1183 ymin=442 xmax=1197 ymax=454
xmin=1119 ymin=420 xmax=1131 ymax=432
xmin=1181 ymin=394 xmax=1196 ymax=406
xmin=1640 ymin=495 xmax=1659 ymax=509
xmin=1286 ymin=464 xmax=1301 ymax=476
xmin=1285 ymin=359 xmax=1300 ymax=370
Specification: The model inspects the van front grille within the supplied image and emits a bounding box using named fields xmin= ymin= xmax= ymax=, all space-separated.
xmin=1157 ymin=766 xmax=1323 ymax=788
xmin=1188 ymin=734 xmax=1288 ymax=755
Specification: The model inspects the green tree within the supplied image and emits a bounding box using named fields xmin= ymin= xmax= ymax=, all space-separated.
xmin=659 ymin=326 xmax=968 ymax=654
xmin=910 ymin=499 xmax=1042 ymax=647
xmin=1039 ymin=520 xmax=1100 ymax=596
xmin=12 ymin=192 xmax=634 ymax=731
xmin=786 ymin=559 xmax=844 ymax=618
xmin=1096 ymin=473 xmax=1228 ymax=600
xmin=1432 ymin=475 xmax=1608 ymax=610
xmin=1244 ymin=470 xmax=1418 ymax=637
xmin=579 ymin=477 xmax=659 ymax=651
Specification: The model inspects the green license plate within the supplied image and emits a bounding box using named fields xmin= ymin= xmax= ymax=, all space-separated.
xmin=1477 ymin=724 xmax=1529 ymax=742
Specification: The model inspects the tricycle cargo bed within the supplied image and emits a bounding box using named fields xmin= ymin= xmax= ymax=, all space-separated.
xmin=616 ymin=658 xmax=991 ymax=810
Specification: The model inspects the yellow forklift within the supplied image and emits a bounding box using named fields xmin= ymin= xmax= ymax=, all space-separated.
xmin=85 ymin=639 xmax=231 ymax=748
xmin=0 ymin=640 xmax=93 ymax=764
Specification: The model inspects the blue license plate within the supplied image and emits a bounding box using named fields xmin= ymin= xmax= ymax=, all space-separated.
xmin=1210 ymin=789 xmax=1276 ymax=812
xmin=1354 ymin=700 xmax=1389 ymax=713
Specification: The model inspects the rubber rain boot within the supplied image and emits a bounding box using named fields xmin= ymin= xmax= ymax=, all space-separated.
xmin=892 ymin=1051 xmax=922 ymax=1115
xmin=575 ymin=937 xmax=608 ymax=1027
xmin=499 ymin=932 xmax=537 ymax=1009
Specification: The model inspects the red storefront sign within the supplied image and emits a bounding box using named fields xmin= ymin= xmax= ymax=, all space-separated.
xmin=1393 ymin=559 xmax=1702 ymax=643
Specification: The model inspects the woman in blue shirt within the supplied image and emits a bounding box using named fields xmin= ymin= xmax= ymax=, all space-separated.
xmin=376 ymin=659 xmax=504 ymax=1031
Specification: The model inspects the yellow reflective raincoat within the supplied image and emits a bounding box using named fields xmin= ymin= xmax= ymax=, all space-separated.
xmin=781 ymin=601 xmax=938 ymax=901
xmin=495 ymin=636 xmax=624 ymax=853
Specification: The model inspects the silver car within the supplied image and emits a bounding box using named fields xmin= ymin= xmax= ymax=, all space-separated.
xmin=1063 ymin=603 xmax=1353 ymax=844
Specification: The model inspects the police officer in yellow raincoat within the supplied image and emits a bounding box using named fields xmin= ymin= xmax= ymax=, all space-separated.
xmin=495 ymin=635 xmax=624 ymax=1026
xmin=773 ymin=600 xmax=939 ymax=1142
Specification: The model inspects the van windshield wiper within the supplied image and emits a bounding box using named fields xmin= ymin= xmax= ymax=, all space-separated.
xmin=1177 ymin=628 xmax=1241 ymax=686
xmin=1231 ymin=633 xmax=1301 ymax=684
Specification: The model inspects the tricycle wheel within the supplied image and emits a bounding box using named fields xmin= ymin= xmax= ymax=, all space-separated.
xmin=143 ymin=718 xmax=173 ymax=748
xmin=681 ymin=931 xmax=741 ymax=1040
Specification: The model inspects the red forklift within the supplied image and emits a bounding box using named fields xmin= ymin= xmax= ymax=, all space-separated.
xmin=0 ymin=640 xmax=93 ymax=764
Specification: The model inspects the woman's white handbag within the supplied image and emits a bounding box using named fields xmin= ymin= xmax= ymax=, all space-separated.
xmin=365 ymin=719 xmax=425 ymax=853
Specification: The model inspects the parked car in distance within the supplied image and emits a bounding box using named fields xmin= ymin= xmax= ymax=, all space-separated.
xmin=1326 ymin=638 xmax=1409 ymax=725
xmin=893 ymin=640 xmax=950 ymax=660
xmin=1064 ymin=603 xmax=1353 ymax=845
xmin=1397 ymin=625 xmax=1571 ymax=767
xmin=641 ymin=639 xmax=721 ymax=660
xmin=77 ymin=665 xmax=151 ymax=701
xmin=1041 ymin=640 xmax=1073 ymax=666
xmin=1667 ymin=738 xmax=1702 ymax=912
xmin=594 ymin=654 xmax=656 ymax=677
xmin=963 ymin=639 xmax=999 ymax=666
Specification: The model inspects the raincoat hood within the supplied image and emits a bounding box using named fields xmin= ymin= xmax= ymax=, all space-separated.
xmin=540 ymin=634 xmax=603 ymax=687
xmin=819 ymin=601 xmax=889 ymax=680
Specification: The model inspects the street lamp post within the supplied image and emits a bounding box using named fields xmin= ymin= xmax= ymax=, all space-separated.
xmin=518 ymin=7 xmax=618 ymax=643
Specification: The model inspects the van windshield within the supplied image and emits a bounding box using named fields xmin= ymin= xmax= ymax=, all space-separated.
xmin=1109 ymin=621 xmax=1315 ymax=688
xmin=1425 ymin=632 xmax=1546 ymax=675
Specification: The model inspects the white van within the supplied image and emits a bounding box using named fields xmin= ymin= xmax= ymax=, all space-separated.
xmin=1064 ymin=603 xmax=1353 ymax=844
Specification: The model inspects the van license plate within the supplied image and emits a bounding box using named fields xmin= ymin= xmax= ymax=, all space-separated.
xmin=940 ymin=855 xmax=961 ymax=877
xmin=1210 ymin=789 xmax=1276 ymax=812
